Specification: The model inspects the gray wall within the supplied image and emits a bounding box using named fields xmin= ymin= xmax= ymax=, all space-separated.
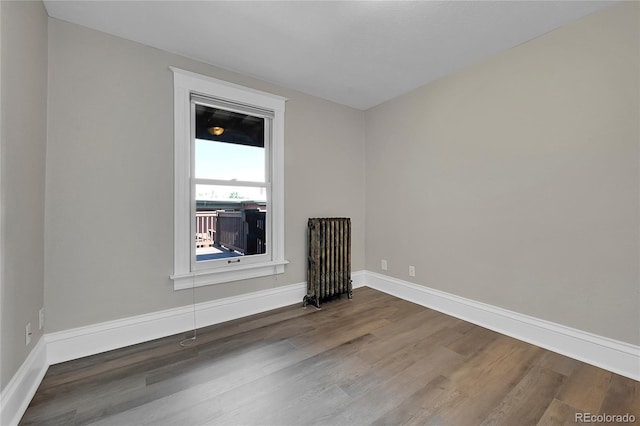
xmin=365 ymin=2 xmax=639 ymax=345
xmin=45 ymin=18 xmax=365 ymax=333
xmin=0 ymin=1 xmax=48 ymax=390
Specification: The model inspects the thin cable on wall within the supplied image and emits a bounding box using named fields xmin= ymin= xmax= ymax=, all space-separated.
xmin=180 ymin=273 xmax=197 ymax=347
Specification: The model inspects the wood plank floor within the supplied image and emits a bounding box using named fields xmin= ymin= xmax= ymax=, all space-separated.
xmin=20 ymin=288 xmax=639 ymax=425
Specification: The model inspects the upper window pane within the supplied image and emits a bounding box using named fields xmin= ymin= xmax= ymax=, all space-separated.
xmin=194 ymin=104 xmax=265 ymax=182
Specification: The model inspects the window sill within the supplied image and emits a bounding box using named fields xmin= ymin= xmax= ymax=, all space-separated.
xmin=171 ymin=260 xmax=289 ymax=290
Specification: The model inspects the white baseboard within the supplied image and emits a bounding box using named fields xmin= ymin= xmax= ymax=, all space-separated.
xmin=0 ymin=337 xmax=48 ymax=426
xmin=365 ymin=271 xmax=640 ymax=381
xmin=46 ymin=282 xmax=302 ymax=365
xmin=5 ymin=268 xmax=635 ymax=426
xmin=351 ymin=270 xmax=366 ymax=289
xmin=46 ymin=270 xmax=366 ymax=365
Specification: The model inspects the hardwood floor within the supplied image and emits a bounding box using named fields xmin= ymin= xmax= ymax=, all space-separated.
xmin=20 ymin=288 xmax=639 ymax=425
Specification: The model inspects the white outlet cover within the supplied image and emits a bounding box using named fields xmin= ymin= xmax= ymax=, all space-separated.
xmin=381 ymin=260 xmax=388 ymax=270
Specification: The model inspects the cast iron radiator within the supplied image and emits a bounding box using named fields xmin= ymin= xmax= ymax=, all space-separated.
xmin=303 ymin=217 xmax=352 ymax=308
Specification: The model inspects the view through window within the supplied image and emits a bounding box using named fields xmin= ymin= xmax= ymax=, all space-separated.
xmin=193 ymin=101 xmax=269 ymax=263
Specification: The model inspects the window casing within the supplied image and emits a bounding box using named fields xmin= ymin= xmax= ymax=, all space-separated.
xmin=170 ymin=67 xmax=287 ymax=290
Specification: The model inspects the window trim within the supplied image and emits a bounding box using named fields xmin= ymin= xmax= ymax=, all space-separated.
xmin=170 ymin=67 xmax=287 ymax=290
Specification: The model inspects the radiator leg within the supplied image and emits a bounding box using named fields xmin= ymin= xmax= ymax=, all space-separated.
xmin=348 ymin=280 xmax=353 ymax=299
xmin=302 ymin=295 xmax=321 ymax=309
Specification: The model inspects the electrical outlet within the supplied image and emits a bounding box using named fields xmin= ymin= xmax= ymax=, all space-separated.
xmin=25 ymin=323 xmax=32 ymax=346
xmin=39 ymin=308 xmax=45 ymax=330
xmin=409 ymin=265 xmax=416 ymax=277
xmin=381 ymin=259 xmax=388 ymax=270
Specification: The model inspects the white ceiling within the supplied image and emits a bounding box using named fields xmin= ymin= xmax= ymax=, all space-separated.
xmin=43 ymin=1 xmax=616 ymax=110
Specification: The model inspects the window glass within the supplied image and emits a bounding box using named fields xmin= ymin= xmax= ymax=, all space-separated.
xmin=195 ymin=140 xmax=265 ymax=182
xmin=194 ymin=104 xmax=265 ymax=182
xmin=193 ymin=102 xmax=268 ymax=263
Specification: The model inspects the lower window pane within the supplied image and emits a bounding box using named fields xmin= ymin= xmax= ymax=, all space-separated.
xmin=195 ymin=185 xmax=267 ymax=261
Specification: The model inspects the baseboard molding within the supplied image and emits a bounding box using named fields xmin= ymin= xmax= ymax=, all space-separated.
xmin=351 ymin=270 xmax=366 ymax=289
xmin=0 ymin=337 xmax=48 ymax=426
xmin=46 ymin=269 xmax=366 ymax=365
xmin=46 ymin=282 xmax=304 ymax=365
xmin=365 ymin=271 xmax=640 ymax=381
xmin=7 ymin=268 xmax=634 ymax=426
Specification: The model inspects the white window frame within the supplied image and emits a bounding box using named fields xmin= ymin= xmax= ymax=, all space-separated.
xmin=170 ymin=67 xmax=287 ymax=290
